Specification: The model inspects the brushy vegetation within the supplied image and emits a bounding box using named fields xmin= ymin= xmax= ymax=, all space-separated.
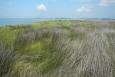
xmin=0 ymin=20 xmax=115 ymax=77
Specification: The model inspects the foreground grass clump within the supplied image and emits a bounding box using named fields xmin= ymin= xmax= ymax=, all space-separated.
xmin=0 ymin=20 xmax=115 ymax=77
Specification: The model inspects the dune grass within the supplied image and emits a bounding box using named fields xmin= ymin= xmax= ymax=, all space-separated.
xmin=0 ymin=20 xmax=115 ymax=77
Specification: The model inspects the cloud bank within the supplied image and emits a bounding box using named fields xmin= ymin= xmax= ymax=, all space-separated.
xmin=100 ymin=0 xmax=115 ymax=6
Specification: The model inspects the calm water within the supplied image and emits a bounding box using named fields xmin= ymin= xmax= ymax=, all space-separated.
xmin=0 ymin=18 xmax=46 ymax=26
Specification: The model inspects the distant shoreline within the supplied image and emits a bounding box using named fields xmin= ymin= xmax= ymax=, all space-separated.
xmin=0 ymin=18 xmax=115 ymax=26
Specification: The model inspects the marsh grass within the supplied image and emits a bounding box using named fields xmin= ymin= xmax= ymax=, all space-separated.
xmin=0 ymin=20 xmax=115 ymax=77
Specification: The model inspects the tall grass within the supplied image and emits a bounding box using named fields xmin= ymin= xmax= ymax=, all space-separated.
xmin=0 ymin=20 xmax=115 ymax=77
xmin=0 ymin=44 xmax=15 ymax=77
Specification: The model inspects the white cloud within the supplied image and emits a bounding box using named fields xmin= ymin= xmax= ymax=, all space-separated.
xmin=37 ymin=4 xmax=47 ymax=12
xmin=100 ymin=0 xmax=115 ymax=6
xmin=76 ymin=6 xmax=91 ymax=13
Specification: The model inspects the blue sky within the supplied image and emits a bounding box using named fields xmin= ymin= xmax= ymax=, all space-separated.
xmin=0 ymin=0 xmax=115 ymax=18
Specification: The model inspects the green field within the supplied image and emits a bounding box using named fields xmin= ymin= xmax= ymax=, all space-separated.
xmin=0 ymin=20 xmax=115 ymax=77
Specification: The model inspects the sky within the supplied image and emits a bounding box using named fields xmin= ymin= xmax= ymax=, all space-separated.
xmin=0 ymin=0 xmax=115 ymax=18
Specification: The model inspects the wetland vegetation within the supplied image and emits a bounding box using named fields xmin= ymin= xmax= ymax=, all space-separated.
xmin=0 ymin=20 xmax=115 ymax=77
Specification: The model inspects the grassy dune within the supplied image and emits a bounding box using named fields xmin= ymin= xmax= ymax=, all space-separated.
xmin=0 ymin=20 xmax=115 ymax=77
